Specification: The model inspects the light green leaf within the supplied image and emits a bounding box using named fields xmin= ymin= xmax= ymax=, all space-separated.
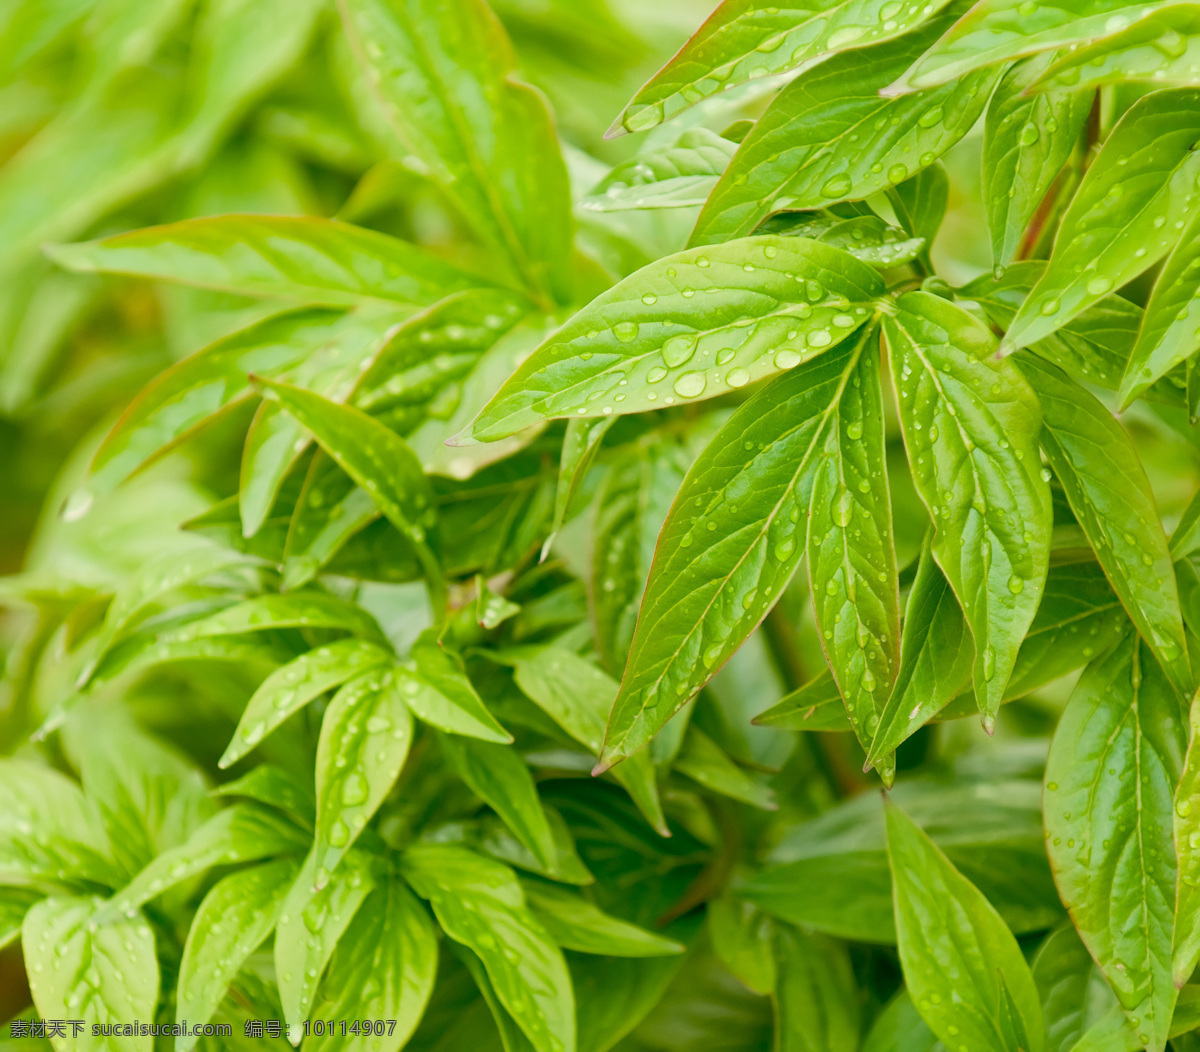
xmin=807 ymin=331 xmax=899 ymax=770
xmin=401 ymin=843 xmax=576 ymax=1052
xmin=339 ymin=0 xmax=572 ymax=303
xmin=817 ymin=215 xmax=926 ymax=269
xmin=405 ymin=631 xmax=512 ymax=743
xmin=306 ymin=876 xmax=438 ymax=1052
xmin=867 ymin=537 xmax=972 ymax=770
xmin=1002 ymin=90 xmax=1200 ymax=354
xmin=887 ymin=0 xmax=1156 ymax=92
xmin=107 ymin=803 xmax=307 ymax=915
xmin=1017 ymin=355 xmax=1190 ymax=693
xmin=982 ymin=54 xmax=1092 ymax=266
xmin=168 ymin=592 xmax=387 ymax=646
xmin=1175 ymin=691 xmax=1200 ymax=986
xmin=46 ymin=216 xmax=486 ymax=307
xmin=751 ymin=671 xmax=850 ymax=732
xmin=220 ymin=638 xmax=393 ymax=768
xmin=78 ymin=309 xmax=346 ymax=501
xmin=275 ymin=849 xmax=376 ymax=1034
xmin=477 ymin=806 xmax=594 ymax=888
xmin=883 ymin=292 xmax=1051 ymax=723
xmin=599 ymin=334 xmax=866 ymax=768
xmin=1121 ymin=205 xmax=1200 ymax=407
xmin=544 ymin=416 xmax=614 ymax=559
xmin=439 ymin=732 xmax=557 ymax=870
xmin=674 ymin=726 xmax=777 ymax=810
xmin=0 ymin=760 xmax=119 ymax=890
xmin=887 ymin=799 xmax=1045 ymax=1052
xmin=257 ymin=377 xmax=443 ymax=607
xmin=465 ymin=236 xmax=881 ymax=443
xmin=773 ymin=925 xmax=860 ymax=1052
xmin=213 ymin=765 xmax=315 ymax=829
xmin=610 ymin=0 xmax=955 ymax=135
xmin=1044 ymin=633 xmax=1186 ymax=1051
xmin=522 ymin=881 xmax=684 ymax=957
xmin=175 ymin=857 xmax=300 ymax=1051
xmin=1034 ymin=5 xmax=1200 ymax=94
xmin=314 ymin=669 xmax=413 ymax=882
xmin=861 ymin=991 xmax=941 ymax=1052
xmin=0 ymin=887 xmax=41 ymax=950
xmin=890 ymin=163 xmax=949 ymax=256
xmin=1032 ymin=922 xmax=1117 ymax=1052
xmin=580 ymin=129 xmax=737 ymax=212
xmin=494 ymin=645 xmax=666 ymax=835
xmin=690 ymin=18 xmax=996 ymax=247
xmin=22 ymin=896 xmax=158 ymax=1052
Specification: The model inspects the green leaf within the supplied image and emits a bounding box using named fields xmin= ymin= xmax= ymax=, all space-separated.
xmin=883 ymin=291 xmax=1051 ymax=723
xmin=213 ymin=765 xmax=315 ymax=829
xmin=439 ymin=732 xmax=557 ymax=871
xmin=1044 ymin=633 xmax=1186 ymax=1051
xmin=465 ymin=236 xmax=882 ymax=443
xmin=494 ymin=645 xmax=666 ymax=834
xmin=275 ymin=849 xmax=376 ymax=1034
xmin=773 ymin=924 xmax=860 ymax=1052
xmin=256 ymin=377 xmax=443 ymax=607
xmin=1031 ymin=922 xmax=1117 ymax=1052
xmin=1174 ymin=691 xmax=1200 ymax=986
xmin=1121 ymin=206 xmax=1200 ymax=407
xmin=690 ymin=19 xmax=996 ymax=247
xmin=406 ymin=631 xmax=512 ymax=743
xmin=22 ymin=896 xmax=158 ymax=1052
xmin=1016 ymin=355 xmax=1190 ymax=693
xmin=674 ymin=726 xmax=777 ymax=810
xmin=0 ymin=887 xmax=40 ymax=950
xmin=572 ymin=950 xmax=691 ymax=1052
xmin=890 ymin=163 xmax=950 ymax=255
xmin=1001 ymin=89 xmax=1200 ymax=354
xmin=816 ymin=215 xmax=926 ymax=270
xmin=599 ymin=334 xmax=867 ymax=768
xmin=305 ymin=876 xmax=438 ymax=1052
xmin=579 ymin=129 xmax=737 ymax=213
xmin=610 ymin=0 xmax=955 ymax=135
xmin=861 ymin=991 xmax=941 ymax=1052
xmin=106 ymin=803 xmax=307 ymax=915
xmin=522 ymin=881 xmax=684 ymax=957
xmin=1174 ymin=486 xmax=1200 ymax=561
xmin=46 ymin=216 xmax=486 ymax=307
xmin=887 ymin=0 xmax=1157 ymax=92
xmin=169 ymin=592 xmax=387 ymax=645
xmin=867 ymin=536 xmax=973 ymax=770
xmin=78 ymin=308 xmax=345 ymax=501
xmin=1033 ymin=5 xmax=1200 ymax=94
xmin=982 ymin=54 xmax=1091 ymax=266
xmin=807 ymin=331 xmax=899 ymax=769
xmin=339 ymin=0 xmax=572 ymax=303
xmin=0 ymin=760 xmax=119 ymax=889
xmin=220 ymin=638 xmax=393 ymax=768
xmin=175 ymin=857 xmax=300 ymax=1050
xmin=751 ymin=671 xmax=851 ymax=732
xmin=887 ymin=799 xmax=1045 ymax=1052
xmin=314 ymin=669 xmax=413 ymax=882
xmin=544 ymin=416 xmax=614 ymax=559
xmin=401 ymin=843 xmax=576 ymax=1052
xmin=708 ymin=894 xmax=776 ymax=995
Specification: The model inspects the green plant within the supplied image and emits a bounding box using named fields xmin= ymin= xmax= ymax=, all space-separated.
xmin=5 ymin=0 xmax=1200 ymax=1050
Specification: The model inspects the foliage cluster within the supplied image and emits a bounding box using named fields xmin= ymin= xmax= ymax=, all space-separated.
xmin=5 ymin=1 xmax=1200 ymax=1051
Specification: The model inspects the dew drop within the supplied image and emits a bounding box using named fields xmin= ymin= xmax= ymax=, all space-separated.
xmin=673 ymin=371 xmax=706 ymax=398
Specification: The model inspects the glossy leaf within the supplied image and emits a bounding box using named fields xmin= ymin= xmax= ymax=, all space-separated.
xmin=307 ymin=876 xmax=438 ymax=1052
xmin=610 ymin=0 xmax=955 ymax=134
xmin=522 ymin=881 xmax=685 ymax=957
xmin=807 ymin=331 xmax=899 ymax=769
xmin=1017 ymin=355 xmax=1190 ymax=693
xmin=773 ymin=925 xmax=860 ymax=1052
xmin=982 ymin=54 xmax=1091 ymax=266
xmin=175 ymin=857 xmax=300 ymax=1049
xmin=883 ymin=292 xmax=1051 ymax=723
xmin=691 ymin=19 xmax=996 ymax=247
xmin=339 ymin=0 xmax=572 ymax=303
xmin=599 ymin=336 xmax=865 ymax=768
xmin=466 ymin=236 xmax=881 ymax=442
xmin=887 ymin=800 xmax=1045 ymax=1052
xmin=1121 ymin=205 xmax=1200 ymax=406
xmin=1044 ymin=634 xmax=1186 ymax=1050
xmin=1002 ymin=90 xmax=1200 ymax=354
xmin=751 ymin=671 xmax=850 ymax=732
xmin=401 ymin=843 xmax=576 ymax=1052
xmin=169 ymin=591 xmax=387 ymax=645
xmin=314 ymin=669 xmax=413 ymax=882
xmin=23 ymin=896 xmax=158 ymax=1052
xmin=220 ymin=638 xmax=393 ymax=768
xmin=405 ymin=631 xmax=512 ymax=743
xmin=1175 ymin=690 xmax=1200 ymax=986
xmin=46 ymin=215 xmax=485 ymax=307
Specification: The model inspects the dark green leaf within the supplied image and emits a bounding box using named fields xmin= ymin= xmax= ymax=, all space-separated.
xmin=708 ymin=894 xmax=776 ymax=995
xmin=751 ymin=670 xmax=851 ymax=732
xmin=1031 ymin=922 xmax=1117 ymax=1052
xmin=773 ymin=925 xmax=860 ymax=1052
xmin=522 ymin=881 xmax=684 ymax=957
